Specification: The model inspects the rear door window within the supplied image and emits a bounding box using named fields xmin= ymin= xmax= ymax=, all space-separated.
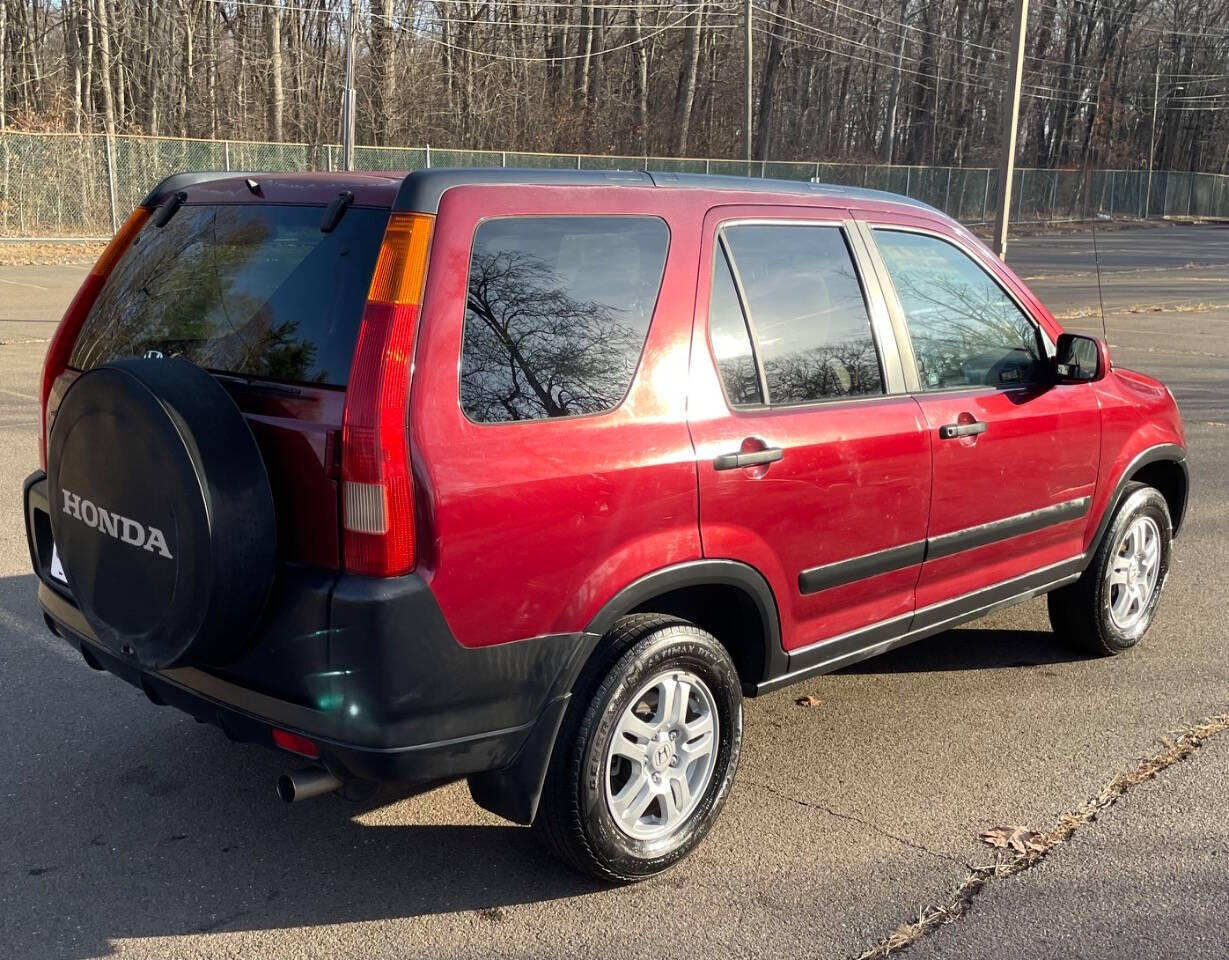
xmin=716 ymin=223 xmax=884 ymax=405
xmin=460 ymin=216 xmax=669 ymax=423
xmin=70 ymin=203 xmax=387 ymax=385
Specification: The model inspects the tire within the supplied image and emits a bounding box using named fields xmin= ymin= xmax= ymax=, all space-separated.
xmin=534 ymin=614 xmax=743 ymax=883
xmin=1048 ymin=482 xmax=1173 ymax=655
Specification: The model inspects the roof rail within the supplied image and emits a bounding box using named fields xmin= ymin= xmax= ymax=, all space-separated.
xmin=391 ymin=166 xmax=942 ymax=216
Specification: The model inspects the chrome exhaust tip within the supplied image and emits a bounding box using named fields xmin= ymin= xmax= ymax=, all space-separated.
xmin=276 ymin=766 xmax=343 ymax=803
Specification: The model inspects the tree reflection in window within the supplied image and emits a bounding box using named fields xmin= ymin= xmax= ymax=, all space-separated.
xmin=461 ymin=217 xmax=668 ymax=422
xmin=721 ymin=224 xmax=883 ymax=405
xmin=874 ymin=230 xmax=1044 ymax=390
xmin=70 ymin=203 xmax=385 ymax=385
xmin=709 ymin=246 xmax=763 ymax=406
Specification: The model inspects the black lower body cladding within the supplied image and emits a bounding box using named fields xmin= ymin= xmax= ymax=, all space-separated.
xmin=25 ymin=471 xmax=596 ymax=796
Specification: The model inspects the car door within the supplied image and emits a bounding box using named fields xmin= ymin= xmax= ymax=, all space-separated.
xmin=687 ymin=206 xmax=931 ymax=673
xmin=858 ymin=216 xmax=1101 ymax=614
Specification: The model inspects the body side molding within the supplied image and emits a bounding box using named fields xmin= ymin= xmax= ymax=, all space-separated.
xmin=797 ymin=497 xmax=1090 ymax=597
xmin=926 ymin=496 xmax=1091 ymax=560
xmin=798 ymin=540 xmax=925 ymax=595
xmin=758 ymin=556 xmax=1085 ymax=694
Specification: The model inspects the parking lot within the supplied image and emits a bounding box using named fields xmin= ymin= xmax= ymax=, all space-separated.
xmin=0 ymin=224 xmax=1226 ymax=959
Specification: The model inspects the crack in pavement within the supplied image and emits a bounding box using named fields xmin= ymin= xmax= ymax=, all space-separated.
xmin=745 ymin=778 xmax=975 ymax=871
xmin=852 ymin=711 xmax=1229 ymax=960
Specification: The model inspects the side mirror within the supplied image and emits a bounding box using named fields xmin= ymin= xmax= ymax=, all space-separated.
xmin=1053 ymin=333 xmax=1109 ymax=383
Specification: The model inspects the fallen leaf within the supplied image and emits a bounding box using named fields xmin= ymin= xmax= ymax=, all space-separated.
xmin=795 ymin=695 xmax=822 ymax=708
xmin=979 ymin=825 xmax=1046 ymax=855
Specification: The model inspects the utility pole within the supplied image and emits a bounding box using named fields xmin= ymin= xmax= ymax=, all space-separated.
xmin=885 ymin=27 xmax=906 ymax=166
xmin=1146 ymin=39 xmax=1165 ymax=218
xmin=342 ymin=0 xmax=357 ymax=170
xmin=991 ymin=0 xmax=1029 ymax=260
xmin=744 ymin=0 xmax=753 ymax=163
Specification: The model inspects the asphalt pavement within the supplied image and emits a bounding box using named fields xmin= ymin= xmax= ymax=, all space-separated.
xmin=0 ymin=225 xmax=1225 ymax=959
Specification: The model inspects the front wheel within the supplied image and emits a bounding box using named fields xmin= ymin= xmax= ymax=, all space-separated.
xmin=1048 ymin=482 xmax=1173 ymax=655
xmin=534 ymin=615 xmax=743 ymax=883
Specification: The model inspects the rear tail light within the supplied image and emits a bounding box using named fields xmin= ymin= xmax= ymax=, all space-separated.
xmin=39 ymin=207 xmax=150 ymax=468
xmin=341 ymin=212 xmax=434 ymax=577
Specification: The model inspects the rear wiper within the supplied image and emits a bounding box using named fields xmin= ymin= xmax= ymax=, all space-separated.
xmin=320 ymin=191 xmax=354 ymax=233
xmin=153 ymin=191 xmax=188 ymax=228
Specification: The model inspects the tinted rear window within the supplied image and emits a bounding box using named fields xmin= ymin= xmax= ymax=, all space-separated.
xmin=70 ymin=203 xmax=387 ymax=385
xmin=460 ymin=216 xmax=669 ymax=423
xmin=722 ymin=223 xmax=883 ymax=404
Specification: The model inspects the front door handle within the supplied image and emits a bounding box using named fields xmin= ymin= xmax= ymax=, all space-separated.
xmin=713 ymin=446 xmax=784 ymax=470
xmin=939 ymin=420 xmax=988 ymax=439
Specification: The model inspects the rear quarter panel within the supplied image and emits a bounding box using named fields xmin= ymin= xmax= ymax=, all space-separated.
xmin=409 ymin=185 xmax=704 ymax=648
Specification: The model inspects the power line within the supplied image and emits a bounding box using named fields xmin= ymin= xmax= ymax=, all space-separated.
xmin=756 ymin=7 xmax=1102 ymax=105
xmin=750 ymin=23 xmax=1003 ymax=99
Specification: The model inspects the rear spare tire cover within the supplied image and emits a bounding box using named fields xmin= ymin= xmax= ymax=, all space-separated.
xmin=47 ymin=357 xmax=276 ymax=669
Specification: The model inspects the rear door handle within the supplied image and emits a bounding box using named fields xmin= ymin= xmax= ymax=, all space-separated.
xmin=939 ymin=420 xmax=987 ymax=439
xmin=713 ymin=447 xmax=784 ymax=470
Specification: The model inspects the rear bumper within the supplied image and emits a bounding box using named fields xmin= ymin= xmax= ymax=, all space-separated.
xmin=25 ymin=470 xmax=594 ymax=790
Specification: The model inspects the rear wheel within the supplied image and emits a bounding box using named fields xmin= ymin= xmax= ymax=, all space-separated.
xmin=534 ymin=615 xmax=743 ymax=883
xmin=1048 ymin=482 xmax=1172 ymax=655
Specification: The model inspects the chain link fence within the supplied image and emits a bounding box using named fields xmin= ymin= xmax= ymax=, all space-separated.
xmin=2 ymin=130 xmax=1227 ymax=238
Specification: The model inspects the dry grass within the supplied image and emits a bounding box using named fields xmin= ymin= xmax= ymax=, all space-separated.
xmin=1055 ymin=299 xmax=1229 ymax=321
xmin=1024 ymin=260 xmax=1219 ymax=282
xmin=0 ymin=241 xmax=104 ymax=266
xmin=1124 ymin=300 xmax=1228 ymax=315
xmin=857 ymin=712 xmax=1229 ymax=959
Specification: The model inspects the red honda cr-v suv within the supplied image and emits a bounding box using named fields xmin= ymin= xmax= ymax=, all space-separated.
xmin=23 ymin=168 xmax=1188 ymax=881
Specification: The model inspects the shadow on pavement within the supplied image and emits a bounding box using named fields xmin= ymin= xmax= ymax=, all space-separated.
xmin=0 ymin=569 xmax=1095 ymax=958
xmin=0 ymin=574 xmax=605 ymax=959
xmin=842 ymin=627 xmax=1095 ymax=674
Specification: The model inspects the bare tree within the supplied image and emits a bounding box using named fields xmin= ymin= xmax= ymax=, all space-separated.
xmin=0 ymin=0 xmax=1224 ymax=174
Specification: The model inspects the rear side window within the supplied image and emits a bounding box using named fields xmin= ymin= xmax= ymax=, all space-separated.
xmin=70 ymin=203 xmax=387 ymax=385
xmin=714 ymin=223 xmax=883 ymax=406
xmin=460 ymin=216 xmax=668 ymax=423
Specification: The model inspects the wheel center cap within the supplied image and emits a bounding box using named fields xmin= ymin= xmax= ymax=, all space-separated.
xmin=650 ymin=741 xmax=673 ymax=772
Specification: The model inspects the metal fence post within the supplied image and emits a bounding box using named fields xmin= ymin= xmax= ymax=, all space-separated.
xmin=982 ymin=170 xmax=991 ymax=223
xmin=1048 ymin=169 xmax=1058 ymax=221
xmin=103 ymin=133 xmax=119 ymax=234
xmin=944 ymin=167 xmax=953 ymax=214
xmin=1109 ymin=170 xmax=1115 ymax=218
xmin=1017 ymin=168 xmax=1026 ymax=219
xmin=905 ymin=166 xmax=911 ymax=196
xmin=705 ymin=159 xmax=711 ymax=174
xmin=223 ymin=140 xmax=231 ymax=171
xmin=425 ymin=144 xmax=431 ymax=168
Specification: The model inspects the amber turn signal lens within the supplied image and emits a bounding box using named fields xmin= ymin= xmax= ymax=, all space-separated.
xmin=366 ymin=213 xmax=434 ymax=306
